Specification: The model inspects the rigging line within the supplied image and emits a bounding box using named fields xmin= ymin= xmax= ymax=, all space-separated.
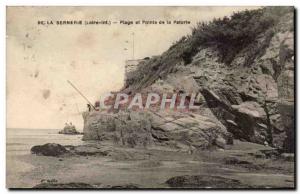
xmin=67 ymin=80 xmax=96 ymax=110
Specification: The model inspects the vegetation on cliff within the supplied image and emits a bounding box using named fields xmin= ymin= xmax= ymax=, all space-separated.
xmin=124 ymin=7 xmax=293 ymax=91
xmin=183 ymin=7 xmax=293 ymax=65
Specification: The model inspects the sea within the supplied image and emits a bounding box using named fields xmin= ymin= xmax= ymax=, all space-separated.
xmin=7 ymin=128 xmax=84 ymax=156
xmin=6 ymin=128 xmax=85 ymax=188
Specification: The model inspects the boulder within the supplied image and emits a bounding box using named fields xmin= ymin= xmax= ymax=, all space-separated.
xmin=231 ymin=101 xmax=269 ymax=144
xmin=31 ymin=143 xmax=69 ymax=157
xmin=201 ymin=87 xmax=270 ymax=144
xmin=214 ymin=137 xmax=227 ymax=149
xmin=280 ymin=153 xmax=294 ymax=162
xmin=232 ymin=101 xmax=266 ymax=119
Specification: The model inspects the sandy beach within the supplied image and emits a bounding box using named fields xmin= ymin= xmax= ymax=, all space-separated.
xmin=6 ymin=129 xmax=294 ymax=189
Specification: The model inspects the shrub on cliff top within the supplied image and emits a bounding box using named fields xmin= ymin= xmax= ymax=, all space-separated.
xmin=125 ymin=7 xmax=293 ymax=90
xmin=183 ymin=7 xmax=293 ymax=65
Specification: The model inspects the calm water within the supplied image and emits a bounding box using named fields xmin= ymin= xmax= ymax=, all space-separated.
xmin=7 ymin=128 xmax=84 ymax=156
xmin=6 ymin=128 xmax=85 ymax=187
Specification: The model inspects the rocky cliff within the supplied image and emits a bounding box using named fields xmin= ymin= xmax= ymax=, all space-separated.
xmin=83 ymin=7 xmax=294 ymax=152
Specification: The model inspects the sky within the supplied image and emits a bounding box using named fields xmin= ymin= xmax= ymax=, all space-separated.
xmin=6 ymin=6 xmax=259 ymax=130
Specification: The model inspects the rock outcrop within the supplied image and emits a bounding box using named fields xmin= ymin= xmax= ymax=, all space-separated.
xmin=34 ymin=182 xmax=94 ymax=189
xmin=33 ymin=181 xmax=140 ymax=189
xmin=276 ymin=30 xmax=295 ymax=153
xmin=165 ymin=175 xmax=249 ymax=188
xmin=59 ymin=125 xmax=81 ymax=135
xmin=82 ymin=110 xmax=230 ymax=150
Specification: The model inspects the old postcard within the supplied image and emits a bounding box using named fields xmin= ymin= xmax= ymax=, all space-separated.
xmin=6 ymin=6 xmax=295 ymax=189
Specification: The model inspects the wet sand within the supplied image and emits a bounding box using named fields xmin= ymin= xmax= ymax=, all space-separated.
xmin=7 ymin=140 xmax=294 ymax=189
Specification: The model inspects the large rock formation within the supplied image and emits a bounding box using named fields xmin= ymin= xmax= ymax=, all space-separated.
xmin=82 ymin=110 xmax=230 ymax=150
xmin=82 ymin=7 xmax=294 ymax=152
